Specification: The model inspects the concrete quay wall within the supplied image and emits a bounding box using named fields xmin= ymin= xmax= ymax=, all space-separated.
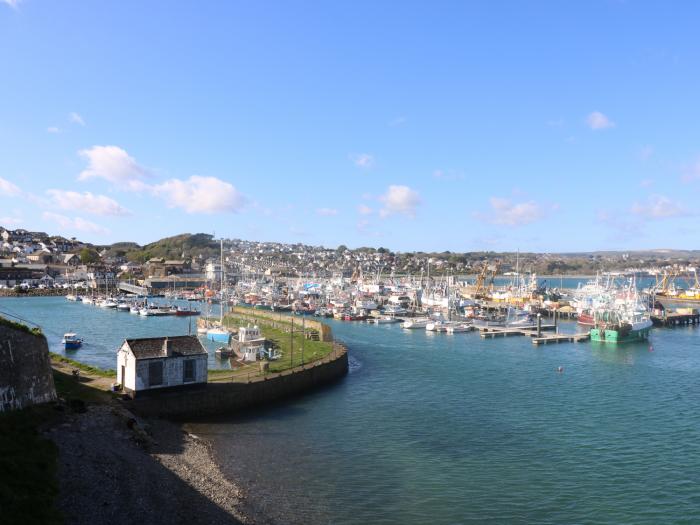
xmin=127 ymin=343 xmax=348 ymax=420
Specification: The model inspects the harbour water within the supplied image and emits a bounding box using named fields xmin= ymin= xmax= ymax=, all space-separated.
xmin=4 ymin=296 xmax=700 ymax=523
xmin=0 ymin=296 xmax=234 ymax=369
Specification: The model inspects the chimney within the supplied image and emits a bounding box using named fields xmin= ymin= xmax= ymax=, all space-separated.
xmin=163 ymin=337 xmax=172 ymax=356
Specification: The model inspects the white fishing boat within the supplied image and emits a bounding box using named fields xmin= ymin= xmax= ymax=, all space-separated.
xmin=116 ymin=302 xmax=131 ymax=311
xmin=446 ymin=323 xmax=473 ymax=334
xmin=401 ymin=318 xmax=430 ymax=329
xmin=62 ymin=332 xmax=83 ymax=349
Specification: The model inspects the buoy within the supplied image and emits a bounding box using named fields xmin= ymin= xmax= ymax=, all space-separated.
xmin=557 ymin=366 xmax=564 ymax=373
xmin=649 ymin=345 xmax=654 ymax=352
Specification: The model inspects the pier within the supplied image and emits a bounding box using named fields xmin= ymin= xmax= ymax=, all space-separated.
xmin=651 ymin=312 xmax=700 ymax=327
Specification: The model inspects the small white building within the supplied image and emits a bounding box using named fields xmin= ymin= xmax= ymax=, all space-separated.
xmin=117 ymin=335 xmax=208 ymax=397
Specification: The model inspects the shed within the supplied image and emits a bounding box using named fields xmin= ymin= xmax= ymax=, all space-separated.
xmin=117 ymin=335 xmax=208 ymax=397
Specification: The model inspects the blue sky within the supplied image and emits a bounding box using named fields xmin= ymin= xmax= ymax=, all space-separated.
xmin=1 ymin=0 xmax=699 ymax=252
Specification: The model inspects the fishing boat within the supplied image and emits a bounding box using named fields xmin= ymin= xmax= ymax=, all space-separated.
xmin=116 ymin=302 xmax=131 ymax=312
xmin=446 ymin=323 xmax=473 ymax=334
xmin=590 ymin=310 xmax=652 ymax=343
xmin=401 ymin=318 xmax=430 ymax=329
xmin=62 ymin=332 xmax=83 ymax=350
xmin=175 ymin=306 xmax=201 ymax=316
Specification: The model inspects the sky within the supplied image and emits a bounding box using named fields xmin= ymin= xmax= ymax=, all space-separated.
xmin=1 ymin=0 xmax=700 ymax=253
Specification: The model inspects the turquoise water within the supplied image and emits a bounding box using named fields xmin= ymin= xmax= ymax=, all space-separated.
xmin=4 ymin=297 xmax=700 ymax=523
xmin=195 ymin=320 xmax=700 ymax=524
xmin=0 ymin=296 xmax=233 ymax=369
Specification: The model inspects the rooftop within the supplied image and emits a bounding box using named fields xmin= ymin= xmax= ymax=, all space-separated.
xmin=124 ymin=335 xmax=207 ymax=359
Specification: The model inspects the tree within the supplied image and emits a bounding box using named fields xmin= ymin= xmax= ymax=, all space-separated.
xmin=79 ymin=248 xmax=100 ymax=264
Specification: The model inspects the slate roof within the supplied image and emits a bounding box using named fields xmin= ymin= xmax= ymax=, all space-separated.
xmin=124 ymin=335 xmax=207 ymax=359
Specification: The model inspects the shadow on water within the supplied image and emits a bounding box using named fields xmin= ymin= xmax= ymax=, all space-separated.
xmin=588 ymin=340 xmax=653 ymax=365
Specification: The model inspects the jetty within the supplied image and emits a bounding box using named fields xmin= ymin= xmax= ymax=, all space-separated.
xmin=651 ymin=311 xmax=700 ymax=327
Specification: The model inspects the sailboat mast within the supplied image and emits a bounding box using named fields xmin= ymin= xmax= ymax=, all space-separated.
xmin=220 ymin=238 xmax=224 ymax=325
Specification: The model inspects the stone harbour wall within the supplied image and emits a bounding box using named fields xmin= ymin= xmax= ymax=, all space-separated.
xmin=0 ymin=320 xmax=57 ymax=412
xmin=128 ymin=343 xmax=348 ymax=420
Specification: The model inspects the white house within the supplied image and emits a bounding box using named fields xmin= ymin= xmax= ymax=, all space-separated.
xmin=117 ymin=335 xmax=208 ymax=397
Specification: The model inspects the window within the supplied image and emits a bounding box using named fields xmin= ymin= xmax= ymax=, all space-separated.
xmin=148 ymin=360 xmax=163 ymax=387
xmin=183 ymin=359 xmax=196 ymax=382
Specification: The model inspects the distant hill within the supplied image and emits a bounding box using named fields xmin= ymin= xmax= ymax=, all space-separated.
xmin=121 ymin=233 xmax=219 ymax=263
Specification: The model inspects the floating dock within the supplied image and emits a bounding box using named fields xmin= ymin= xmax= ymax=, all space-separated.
xmin=478 ymin=324 xmax=590 ymax=345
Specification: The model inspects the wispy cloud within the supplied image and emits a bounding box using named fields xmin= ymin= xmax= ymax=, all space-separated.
xmin=476 ymin=197 xmax=545 ymax=226
xmin=47 ymin=126 xmax=62 ymax=134
xmin=350 ymin=153 xmax=375 ymax=169
xmin=631 ymin=194 xmax=687 ymax=219
xmin=46 ymin=190 xmax=131 ymax=216
xmin=0 ymin=177 xmax=22 ymax=197
xmin=638 ymin=145 xmax=654 ymax=161
xmin=681 ymin=158 xmax=700 ymax=182
xmin=0 ymin=216 xmax=23 ymax=227
xmin=152 ymin=175 xmax=246 ymax=214
xmin=42 ymin=212 xmax=108 ymax=235
xmin=586 ymin=111 xmax=615 ymax=130
xmin=69 ymin=112 xmax=86 ymax=126
xmin=316 ymin=207 xmax=338 ymax=216
xmin=432 ymin=169 xmax=464 ymax=181
xmin=1 ymin=0 xmax=21 ymax=9
xmin=357 ymin=204 xmax=373 ymax=215
xmin=78 ymin=145 xmax=149 ymax=191
xmin=379 ymin=185 xmax=421 ymax=218
xmin=389 ymin=116 xmax=407 ymax=127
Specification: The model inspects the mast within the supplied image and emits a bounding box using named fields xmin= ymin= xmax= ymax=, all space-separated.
xmin=220 ymin=238 xmax=224 ymax=325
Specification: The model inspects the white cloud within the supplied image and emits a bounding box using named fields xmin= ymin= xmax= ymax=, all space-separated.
xmin=42 ymin=212 xmax=108 ymax=235
xmin=316 ymin=208 xmax=338 ymax=216
xmin=639 ymin=145 xmax=653 ymax=161
xmin=350 ymin=153 xmax=375 ymax=169
xmin=47 ymin=126 xmax=61 ymax=134
xmin=0 ymin=177 xmax=21 ymax=197
xmin=586 ymin=111 xmax=615 ymax=130
xmin=78 ymin=145 xmax=149 ymax=191
xmin=433 ymin=169 xmax=464 ymax=181
xmin=152 ymin=175 xmax=245 ymax=214
xmin=69 ymin=112 xmax=85 ymax=126
xmin=631 ymin=194 xmax=686 ymax=219
xmin=0 ymin=217 xmax=23 ymax=227
xmin=357 ymin=204 xmax=373 ymax=215
xmin=479 ymin=197 xmax=544 ymax=226
xmin=379 ymin=185 xmax=421 ymax=218
xmin=1 ymin=0 xmax=21 ymax=9
xmin=640 ymin=179 xmax=654 ymax=188
xmin=46 ymin=190 xmax=131 ymax=216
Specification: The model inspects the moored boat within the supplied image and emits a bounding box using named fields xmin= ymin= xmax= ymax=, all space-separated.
xmin=62 ymin=332 xmax=83 ymax=350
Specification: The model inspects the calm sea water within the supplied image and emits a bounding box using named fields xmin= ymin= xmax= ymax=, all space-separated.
xmin=4 ymin=297 xmax=700 ymax=523
xmin=0 ymin=296 xmax=233 ymax=369
xmin=194 ymin=320 xmax=700 ymax=524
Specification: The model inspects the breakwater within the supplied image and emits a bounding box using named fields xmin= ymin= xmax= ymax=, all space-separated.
xmin=127 ymin=343 xmax=348 ymax=419
xmin=229 ymin=306 xmax=334 ymax=342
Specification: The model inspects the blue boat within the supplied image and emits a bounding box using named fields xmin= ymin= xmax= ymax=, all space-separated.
xmin=206 ymin=328 xmax=231 ymax=344
xmin=62 ymin=332 xmax=83 ymax=350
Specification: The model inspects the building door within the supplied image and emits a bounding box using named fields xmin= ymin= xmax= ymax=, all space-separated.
xmin=121 ymin=365 xmax=126 ymax=389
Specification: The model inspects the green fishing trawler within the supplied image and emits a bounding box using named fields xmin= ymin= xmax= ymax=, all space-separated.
xmin=590 ymin=309 xmax=653 ymax=344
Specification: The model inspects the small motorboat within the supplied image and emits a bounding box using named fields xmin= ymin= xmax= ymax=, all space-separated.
xmin=62 ymin=332 xmax=83 ymax=350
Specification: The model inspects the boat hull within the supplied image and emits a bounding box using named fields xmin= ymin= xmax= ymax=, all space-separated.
xmin=590 ymin=326 xmax=651 ymax=343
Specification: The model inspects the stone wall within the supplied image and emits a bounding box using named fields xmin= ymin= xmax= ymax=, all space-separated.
xmin=0 ymin=320 xmax=57 ymax=412
xmin=127 ymin=343 xmax=348 ymax=419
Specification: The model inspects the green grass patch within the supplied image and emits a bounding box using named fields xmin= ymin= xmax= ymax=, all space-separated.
xmin=221 ymin=313 xmax=335 ymax=374
xmin=0 ymin=406 xmax=63 ymax=524
xmin=52 ymin=370 xmax=113 ymax=404
xmin=49 ymin=353 xmax=115 ymax=378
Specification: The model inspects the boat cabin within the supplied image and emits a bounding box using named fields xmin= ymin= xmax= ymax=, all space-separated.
xmin=117 ymin=335 xmax=208 ymax=397
xmin=234 ymin=325 xmax=267 ymax=362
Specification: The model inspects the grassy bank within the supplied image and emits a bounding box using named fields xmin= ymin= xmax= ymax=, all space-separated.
xmin=49 ymin=352 xmax=115 ymax=378
xmin=205 ymin=311 xmax=336 ymax=382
